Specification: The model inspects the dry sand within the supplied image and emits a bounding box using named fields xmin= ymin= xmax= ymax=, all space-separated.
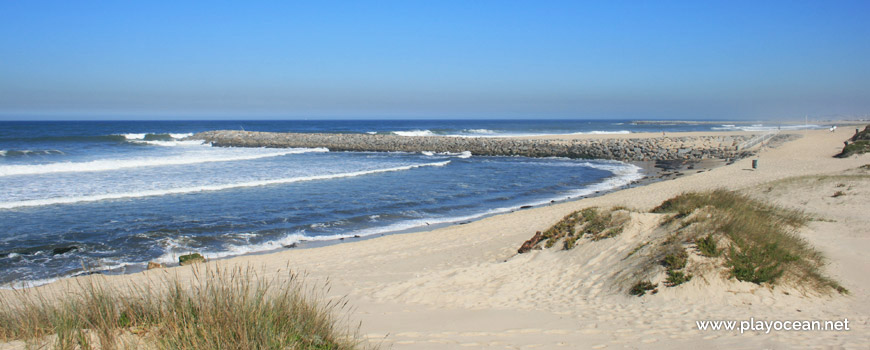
xmin=3 ymin=128 xmax=868 ymax=349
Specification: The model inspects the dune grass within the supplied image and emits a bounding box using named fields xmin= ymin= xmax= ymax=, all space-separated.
xmin=0 ymin=266 xmax=367 ymax=349
xmin=651 ymin=189 xmax=845 ymax=293
xmin=538 ymin=207 xmax=630 ymax=250
xmin=836 ymin=124 xmax=870 ymax=158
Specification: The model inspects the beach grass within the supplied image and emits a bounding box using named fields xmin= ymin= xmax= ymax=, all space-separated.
xmin=836 ymin=124 xmax=870 ymax=158
xmin=652 ymin=189 xmax=845 ymax=293
xmin=0 ymin=266 xmax=367 ymax=349
xmin=539 ymin=207 xmax=630 ymax=250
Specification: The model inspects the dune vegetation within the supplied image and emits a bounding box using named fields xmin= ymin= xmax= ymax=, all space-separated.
xmin=0 ymin=266 xmax=367 ymax=350
xmin=523 ymin=189 xmax=846 ymax=297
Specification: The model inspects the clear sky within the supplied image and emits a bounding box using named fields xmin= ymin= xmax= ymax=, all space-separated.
xmin=1 ymin=1 xmax=869 ymax=120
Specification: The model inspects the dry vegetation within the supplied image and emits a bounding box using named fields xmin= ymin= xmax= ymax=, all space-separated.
xmin=648 ymin=189 xmax=845 ymax=294
xmin=524 ymin=189 xmax=847 ymax=297
xmin=0 ymin=266 xmax=367 ymax=350
xmin=538 ymin=207 xmax=631 ymax=250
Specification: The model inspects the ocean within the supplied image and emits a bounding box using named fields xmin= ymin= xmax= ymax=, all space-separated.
xmin=0 ymin=119 xmax=818 ymax=287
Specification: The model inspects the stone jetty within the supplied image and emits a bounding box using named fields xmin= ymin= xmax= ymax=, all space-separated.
xmin=190 ymin=130 xmax=764 ymax=161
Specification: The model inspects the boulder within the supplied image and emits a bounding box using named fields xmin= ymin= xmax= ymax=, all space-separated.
xmin=179 ymin=253 xmax=205 ymax=266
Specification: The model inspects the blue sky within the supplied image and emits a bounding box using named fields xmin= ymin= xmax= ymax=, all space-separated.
xmin=1 ymin=1 xmax=868 ymax=120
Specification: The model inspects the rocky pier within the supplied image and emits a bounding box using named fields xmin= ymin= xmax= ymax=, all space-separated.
xmin=190 ymin=130 xmax=766 ymax=161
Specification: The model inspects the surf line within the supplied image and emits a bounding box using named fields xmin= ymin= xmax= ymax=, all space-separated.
xmin=0 ymin=161 xmax=451 ymax=209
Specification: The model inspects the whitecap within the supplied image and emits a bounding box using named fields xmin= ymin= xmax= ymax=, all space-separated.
xmin=0 ymin=147 xmax=328 ymax=176
xmin=570 ymin=130 xmax=632 ymax=135
xmin=393 ymin=130 xmax=436 ymax=137
xmin=0 ymin=160 xmax=451 ymax=209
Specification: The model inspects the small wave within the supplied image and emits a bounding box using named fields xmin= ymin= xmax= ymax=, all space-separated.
xmin=0 ymin=149 xmax=65 ymax=157
xmin=421 ymin=151 xmax=472 ymax=158
xmin=119 ymin=132 xmax=200 ymax=146
xmin=121 ymin=133 xmax=148 ymax=140
xmin=0 ymin=260 xmax=139 ymax=289
xmin=0 ymin=147 xmax=328 ymax=177
xmin=129 ymin=140 xmax=207 ymax=147
xmin=711 ymin=124 xmax=822 ymax=132
xmin=392 ymin=130 xmax=437 ymax=137
xmin=120 ymin=132 xmax=193 ymax=140
xmin=0 ymin=160 xmax=451 ymax=209
xmin=462 ymin=129 xmax=496 ymax=134
xmin=570 ymin=130 xmax=632 ymax=135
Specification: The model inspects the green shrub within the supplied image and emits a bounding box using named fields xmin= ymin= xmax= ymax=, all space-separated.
xmin=650 ymin=189 xmax=844 ymax=293
xmin=178 ymin=253 xmax=205 ymax=266
xmin=629 ymin=281 xmax=657 ymax=297
xmin=662 ymin=250 xmax=688 ymax=270
xmin=727 ymin=244 xmax=794 ymax=284
xmin=664 ymin=270 xmax=692 ymax=287
xmin=696 ymin=235 xmax=719 ymax=257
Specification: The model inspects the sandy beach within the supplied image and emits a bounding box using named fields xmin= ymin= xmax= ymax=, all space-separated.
xmin=3 ymin=128 xmax=868 ymax=349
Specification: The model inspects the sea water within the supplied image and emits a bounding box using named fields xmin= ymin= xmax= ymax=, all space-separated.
xmin=0 ymin=120 xmax=818 ymax=287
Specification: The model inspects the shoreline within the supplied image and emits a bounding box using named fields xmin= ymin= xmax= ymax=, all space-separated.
xmin=0 ymin=131 xmax=768 ymax=287
xmin=5 ymin=151 xmax=694 ymax=289
xmin=3 ymin=128 xmax=868 ymax=349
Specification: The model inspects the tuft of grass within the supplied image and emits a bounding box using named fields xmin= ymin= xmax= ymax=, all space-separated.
xmin=664 ymin=270 xmax=692 ymax=287
xmin=662 ymin=249 xmax=688 ymax=270
xmin=727 ymin=244 xmax=793 ymax=284
xmin=652 ymin=189 xmax=844 ymax=293
xmin=580 ymin=208 xmax=629 ymax=242
xmin=629 ymin=281 xmax=657 ymax=297
xmin=0 ymin=266 xmax=367 ymax=349
xmin=535 ymin=207 xmax=630 ymax=251
xmin=696 ymin=235 xmax=719 ymax=257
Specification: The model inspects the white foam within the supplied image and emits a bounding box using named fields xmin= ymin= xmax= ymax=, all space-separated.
xmin=393 ymin=130 xmax=437 ymax=137
xmin=0 ymin=147 xmax=327 ymax=176
xmin=0 ymin=261 xmax=139 ymax=289
xmin=463 ymin=129 xmax=496 ymax=134
xmin=0 ymin=149 xmax=65 ymax=157
xmin=711 ymin=124 xmax=822 ymax=131
xmin=0 ymin=160 xmax=451 ymax=209
xmin=421 ymin=150 xmax=472 ymax=158
xmin=120 ymin=132 xmax=193 ymax=140
xmin=570 ymin=130 xmax=632 ymax=135
xmin=2 ymin=276 xmax=64 ymax=289
xmin=128 ymin=140 xmax=207 ymax=147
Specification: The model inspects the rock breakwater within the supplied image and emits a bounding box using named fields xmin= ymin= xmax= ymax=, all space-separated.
xmin=190 ymin=130 xmax=764 ymax=161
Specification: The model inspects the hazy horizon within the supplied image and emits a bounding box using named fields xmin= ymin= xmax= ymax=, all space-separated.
xmin=2 ymin=1 xmax=869 ymax=121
